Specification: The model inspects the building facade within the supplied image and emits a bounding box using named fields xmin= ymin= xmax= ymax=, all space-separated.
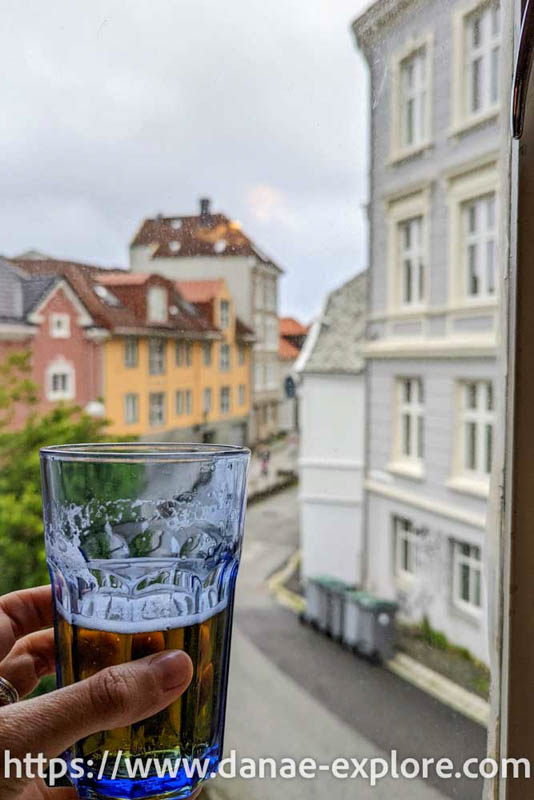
xmin=353 ymin=0 xmax=502 ymax=663
xmin=3 ymin=257 xmax=253 ymax=444
xmin=129 ymin=198 xmax=284 ymax=443
xmin=278 ymin=317 xmax=308 ymax=433
xmin=296 ymin=273 xmax=367 ymax=586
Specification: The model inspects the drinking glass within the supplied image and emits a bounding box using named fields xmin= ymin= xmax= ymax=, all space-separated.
xmin=40 ymin=442 xmax=250 ymax=799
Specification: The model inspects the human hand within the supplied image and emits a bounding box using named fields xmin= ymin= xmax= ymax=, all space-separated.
xmin=0 ymin=585 xmax=202 ymax=800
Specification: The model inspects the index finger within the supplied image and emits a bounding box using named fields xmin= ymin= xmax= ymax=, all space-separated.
xmin=0 ymin=585 xmax=53 ymax=661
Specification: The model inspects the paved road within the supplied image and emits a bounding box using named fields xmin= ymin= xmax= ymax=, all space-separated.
xmin=207 ymin=487 xmax=487 ymax=799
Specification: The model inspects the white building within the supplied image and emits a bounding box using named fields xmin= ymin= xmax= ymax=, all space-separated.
xmin=296 ymin=272 xmax=367 ymax=586
xmin=129 ymin=198 xmax=284 ymax=442
xmin=352 ymin=0 xmax=503 ymax=663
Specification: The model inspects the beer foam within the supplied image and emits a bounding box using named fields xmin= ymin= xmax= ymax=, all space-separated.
xmin=57 ymin=597 xmax=228 ymax=634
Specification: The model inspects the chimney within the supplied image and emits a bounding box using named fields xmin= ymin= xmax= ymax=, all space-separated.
xmin=199 ymin=197 xmax=211 ymax=219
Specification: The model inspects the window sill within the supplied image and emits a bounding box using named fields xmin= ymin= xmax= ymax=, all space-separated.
xmin=388 ymin=461 xmax=425 ymax=481
xmin=388 ymin=140 xmax=434 ymax=166
xmin=447 ymin=476 xmax=489 ymax=499
xmin=449 ymin=108 xmax=499 ymax=138
xmin=450 ymin=600 xmax=483 ymax=627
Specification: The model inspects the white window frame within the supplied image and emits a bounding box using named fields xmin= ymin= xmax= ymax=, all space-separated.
xmin=149 ymin=338 xmax=166 ymax=375
xmin=390 ymin=34 xmax=434 ymax=162
xmin=46 ymin=358 xmax=75 ymax=402
xmin=390 ymin=377 xmax=425 ymax=478
xmin=220 ymin=343 xmax=231 ymax=372
xmin=124 ymin=337 xmax=138 ymax=368
xmin=238 ymin=384 xmax=246 ymax=406
xmin=203 ymin=341 xmax=212 ymax=366
xmin=462 ymin=192 xmax=497 ymax=299
xmin=149 ymin=392 xmax=166 ymax=427
xmin=254 ymin=362 xmax=264 ymax=391
xmin=452 ymin=540 xmax=483 ymax=616
xmin=124 ymin=393 xmax=139 ymax=424
xmin=49 ymin=313 xmax=70 ymax=339
xmin=398 ymin=216 xmax=425 ymax=308
xmin=393 ymin=516 xmax=417 ymax=580
xmin=147 ymin=286 xmax=168 ymax=323
xmin=220 ymin=386 xmax=231 ymax=414
xmin=446 ymin=156 xmax=499 ymax=307
xmin=455 ymin=379 xmax=495 ymax=485
xmin=451 ymin=0 xmax=501 ymax=135
xmin=220 ymin=299 xmax=230 ymax=329
xmin=185 ymin=389 xmax=193 ymax=415
xmin=386 ymin=185 xmax=430 ymax=314
xmin=203 ymin=387 xmax=212 ymax=414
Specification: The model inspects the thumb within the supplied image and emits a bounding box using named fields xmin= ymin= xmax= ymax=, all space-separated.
xmin=0 ymin=650 xmax=193 ymax=760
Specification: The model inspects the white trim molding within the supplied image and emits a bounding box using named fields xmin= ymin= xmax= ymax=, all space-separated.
xmin=364 ymin=334 xmax=497 ymax=359
xmin=0 ymin=324 xmax=35 ymax=340
xmin=299 ymin=457 xmax=364 ymax=471
xmin=45 ymin=356 xmax=76 ymax=402
xmin=365 ymin=478 xmax=487 ymax=530
xmin=28 ymin=279 xmax=94 ymax=328
xmin=450 ymin=0 xmax=501 ymax=136
xmin=389 ymin=32 xmax=434 ymax=164
xmin=384 ymin=183 xmax=432 ymax=316
xmin=299 ymin=493 xmax=362 ymax=508
xmin=446 ymin=156 xmax=499 ymax=308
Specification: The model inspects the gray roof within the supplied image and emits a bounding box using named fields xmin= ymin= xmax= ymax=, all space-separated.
xmin=300 ymin=270 xmax=367 ymax=375
xmin=22 ymin=274 xmax=57 ymax=314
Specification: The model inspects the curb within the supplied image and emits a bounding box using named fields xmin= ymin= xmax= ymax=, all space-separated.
xmin=267 ymin=549 xmax=489 ymax=728
xmin=386 ymin=652 xmax=489 ymax=728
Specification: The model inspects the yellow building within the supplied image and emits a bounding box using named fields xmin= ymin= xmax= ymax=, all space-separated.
xmin=98 ymin=273 xmax=253 ymax=445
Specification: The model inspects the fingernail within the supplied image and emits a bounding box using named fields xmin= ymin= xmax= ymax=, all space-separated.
xmin=149 ymin=650 xmax=191 ymax=691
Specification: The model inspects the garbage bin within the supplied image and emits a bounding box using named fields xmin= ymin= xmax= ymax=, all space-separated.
xmin=304 ymin=577 xmax=324 ymax=628
xmin=356 ymin=593 xmax=398 ymax=662
xmin=323 ymin=578 xmax=348 ymax=640
xmin=343 ymin=590 xmax=365 ymax=650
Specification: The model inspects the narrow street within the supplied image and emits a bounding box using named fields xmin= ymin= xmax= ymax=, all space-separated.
xmin=207 ymin=487 xmax=487 ymax=800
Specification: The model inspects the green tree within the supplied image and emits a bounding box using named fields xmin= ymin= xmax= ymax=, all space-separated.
xmin=0 ymin=351 xmax=111 ymax=594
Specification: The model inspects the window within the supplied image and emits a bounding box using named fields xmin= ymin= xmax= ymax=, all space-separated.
xmin=175 ymin=390 xmax=184 ymax=415
xmin=460 ymin=380 xmax=494 ymax=479
xmin=463 ymin=193 xmax=497 ymax=299
xmin=124 ymin=337 xmax=138 ymax=368
xmin=147 ymin=286 xmax=168 ymax=323
xmin=397 ymin=378 xmax=424 ymax=462
xmin=465 ymin=3 xmax=500 ymax=117
xmin=203 ymin=387 xmax=212 ymax=414
xmin=220 ymin=386 xmax=231 ymax=414
xmin=398 ymin=217 xmax=424 ymax=306
xmin=149 ymin=392 xmax=165 ymax=426
xmin=220 ymin=300 xmax=230 ymax=328
xmin=255 ymin=276 xmax=263 ymax=309
xmin=238 ymin=384 xmax=246 ymax=406
xmin=220 ymin=343 xmax=230 ymax=371
xmin=266 ymin=359 xmax=278 ymax=390
xmin=451 ymin=1 xmax=501 ymax=131
xmin=185 ymin=389 xmax=192 ymax=415
xmin=394 ymin=516 xmax=417 ymax=578
xmin=264 ymin=278 xmax=276 ymax=311
xmin=49 ymin=313 xmax=70 ymax=339
xmin=175 ymin=341 xmax=192 ymax=366
xmin=254 ymin=313 xmax=264 ymax=342
xmin=149 ymin=338 xmax=166 ymax=375
xmin=203 ymin=341 xmax=212 ymax=366
xmin=124 ymin=393 xmax=139 ymax=424
xmin=254 ymin=362 xmax=263 ymax=391
xmin=399 ymin=48 xmax=428 ymax=150
xmin=265 ymin=316 xmax=279 ymax=350
xmin=452 ymin=542 xmax=482 ymax=613
xmin=238 ymin=344 xmax=246 ymax=365
xmin=46 ymin=359 xmax=75 ymax=401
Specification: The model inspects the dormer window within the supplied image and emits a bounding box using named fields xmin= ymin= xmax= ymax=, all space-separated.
xmin=148 ymin=286 xmax=168 ymax=323
xmin=50 ymin=313 xmax=70 ymax=339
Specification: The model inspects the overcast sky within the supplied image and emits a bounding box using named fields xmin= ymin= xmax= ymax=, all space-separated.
xmin=1 ymin=0 xmax=370 ymax=319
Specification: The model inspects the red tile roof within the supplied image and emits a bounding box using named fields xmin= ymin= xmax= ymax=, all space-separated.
xmin=177 ymin=279 xmax=226 ymax=303
xmin=11 ymin=258 xmax=217 ymax=338
xmin=280 ymin=316 xmax=308 ymax=336
xmin=279 ymin=337 xmax=300 ymax=361
xmin=131 ymin=212 xmax=283 ymax=272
